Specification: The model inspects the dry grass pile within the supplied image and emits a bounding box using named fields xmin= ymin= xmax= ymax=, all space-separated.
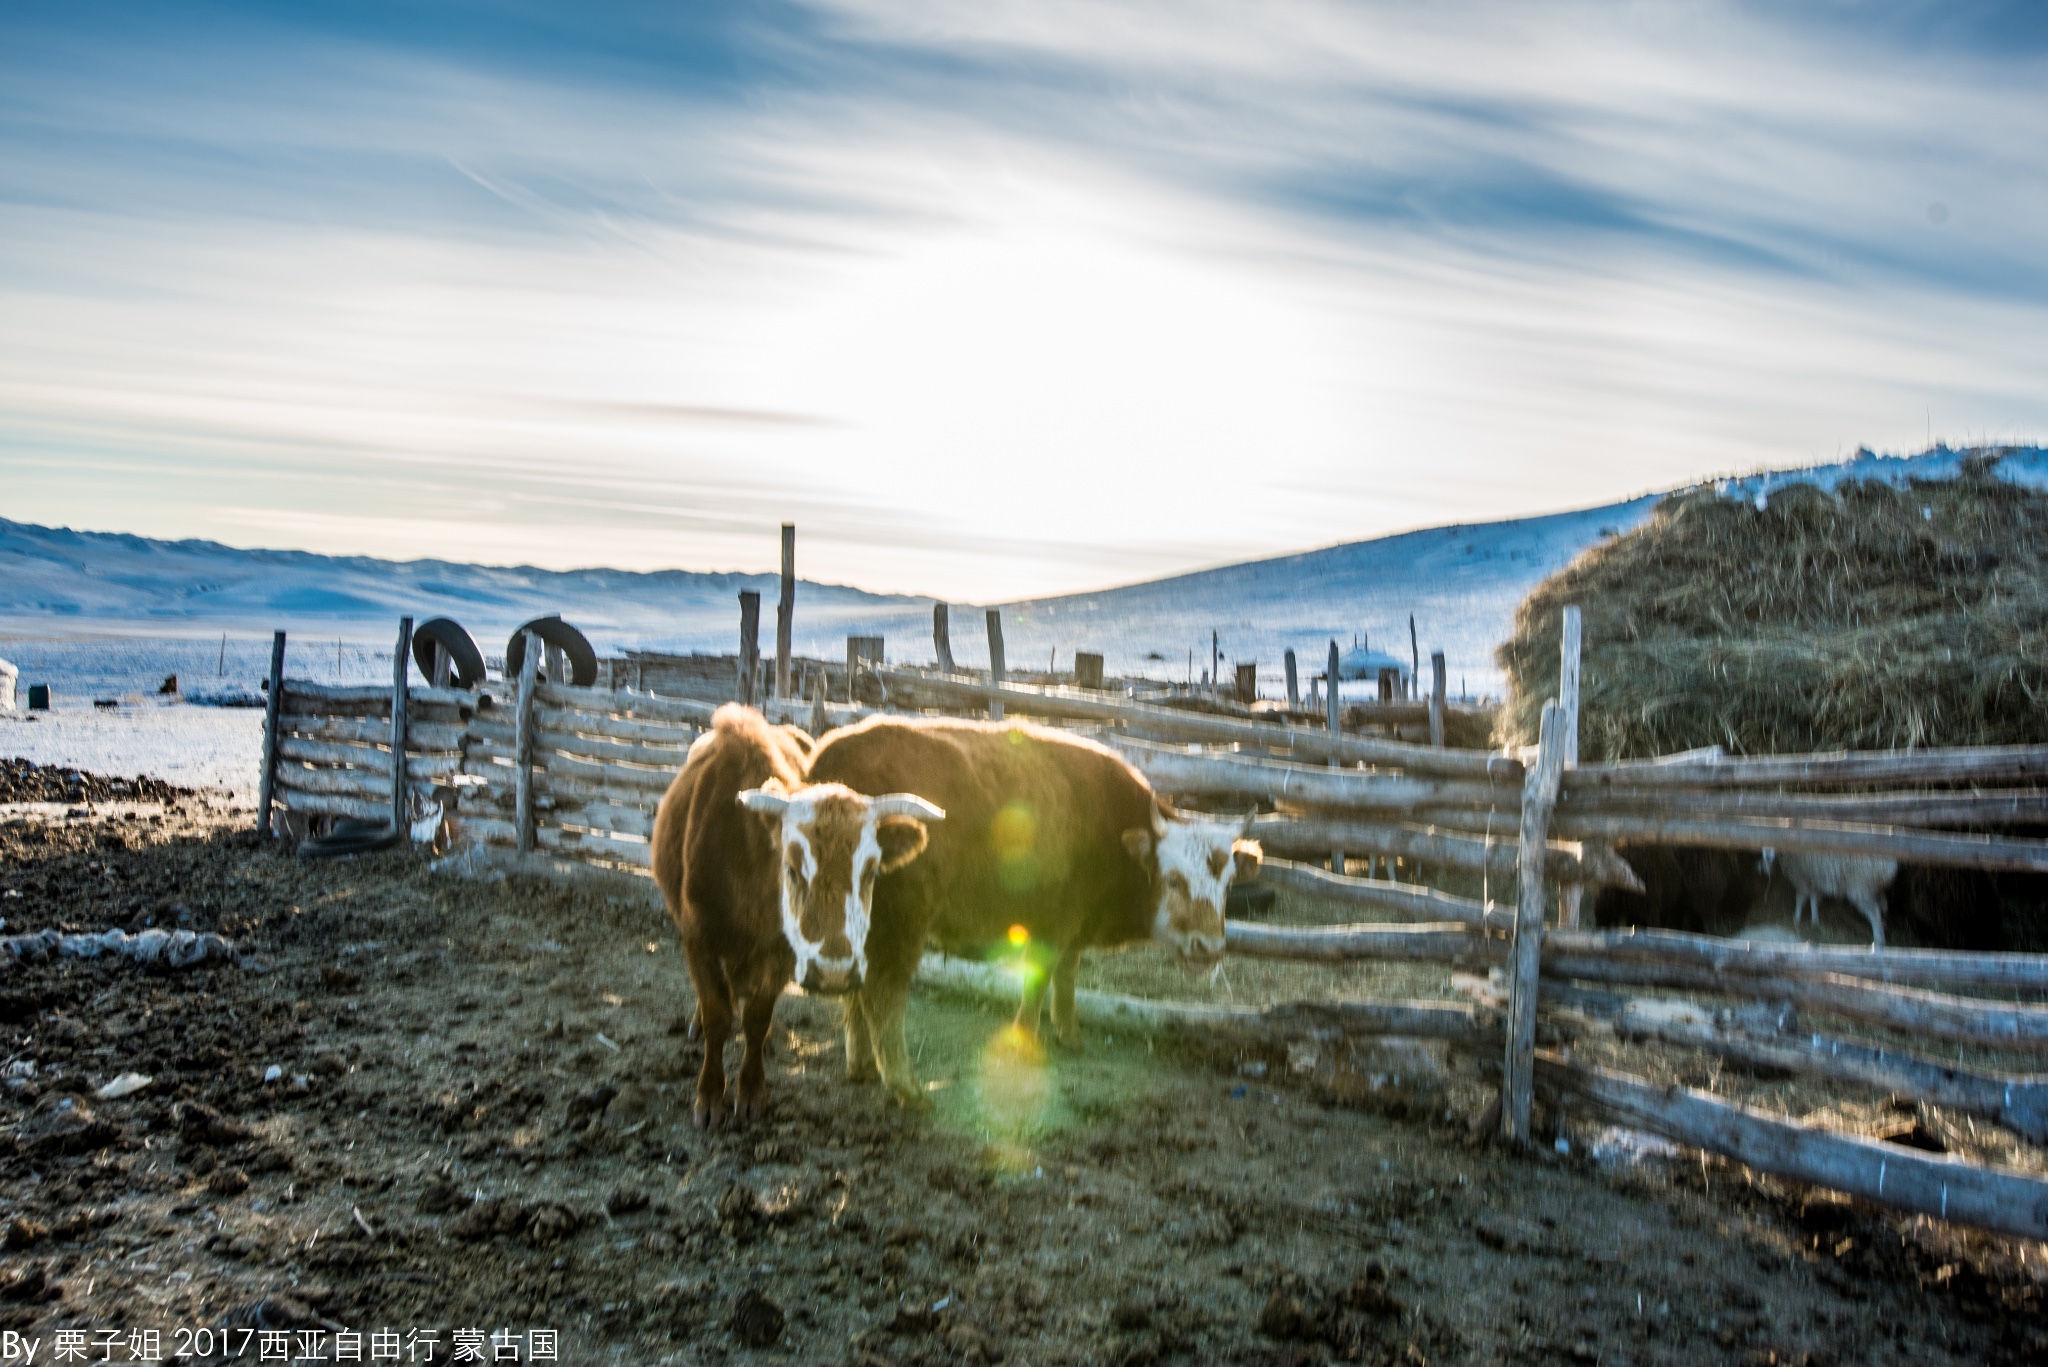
xmin=1498 ymin=453 xmax=2048 ymax=758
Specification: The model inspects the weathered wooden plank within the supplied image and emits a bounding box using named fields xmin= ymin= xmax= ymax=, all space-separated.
xmin=1248 ymin=813 xmax=1643 ymax=890
xmin=537 ymin=727 xmax=693 ymax=771
xmin=1544 ymin=953 xmax=2048 ymax=1051
xmin=1111 ymin=738 xmax=1516 ymax=812
xmin=464 ymin=813 xmax=654 ymax=869
xmin=1227 ymin=920 xmax=1492 ymax=963
xmin=256 ymin=631 xmax=285 ymax=839
xmin=537 ymin=749 xmax=676 ymax=794
xmin=555 ymin=799 xmax=655 ymax=838
xmin=913 ymin=954 xmax=1498 ymax=1046
xmin=1569 ymin=743 xmax=2048 ymax=792
xmin=283 ymin=680 xmax=490 ymax=711
xmin=275 ymin=764 xmax=451 ymax=799
xmin=285 ymin=715 xmax=469 ymax=753
xmin=514 ymin=631 xmax=539 ymax=855
xmin=1535 ymin=1054 xmax=2048 ymax=1239
xmin=1603 ymin=997 xmax=2048 ymax=1145
xmin=1550 ymin=927 xmax=2048 ymax=994
xmin=1252 ymin=858 xmax=1500 ymax=927
xmin=1554 ymin=812 xmax=2048 ymax=874
xmin=873 ymin=667 xmax=1514 ymax=780
xmin=1504 ymin=701 xmax=1567 ymax=1145
xmin=275 ymin=790 xmax=386 ymax=821
xmin=1562 ymin=787 xmax=2048 ymax=828
xmin=533 ymin=706 xmax=699 ymax=747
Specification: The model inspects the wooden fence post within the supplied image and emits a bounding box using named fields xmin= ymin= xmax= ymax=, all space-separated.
xmin=515 ymin=629 xmax=540 ymax=854
xmin=389 ymin=618 xmax=412 ymax=836
xmin=1235 ymin=662 xmax=1258 ymax=706
xmin=738 ymin=591 xmax=761 ymax=706
xmin=776 ymin=523 xmax=795 ymax=699
xmin=1284 ymin=649 xmax=1299 ymax=711
xmin=986 ymin=610 xmax=1007 ymax=720
xmin=1558 ymin=606 xmax=1584 ymax=929
xmin=933 ymin=603 xmax=956 ymax=673
xmin=1502 ymin=700 xmax=1567 ymax=1146
xmin=1430 ymin=651 xmax=1447 ymax=749
xmin=1211 ymin=630 xmax=1220 ymax=703
xmin=1327 ymin=640 xmax=1344 ymax=875
xmin=256 ymin=630 xmax=286 ymax=839
xmin=1409 ymin=615 xmax=1420 ymax=702
xmin=809 ymin=667 xmax=827 ymax=737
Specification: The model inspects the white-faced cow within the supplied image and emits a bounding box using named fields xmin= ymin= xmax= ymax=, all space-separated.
xmin=651 ymin=705 xmax=943 ymax=1128
xmin=803 ymin=714 xmax=1260 ymax=1108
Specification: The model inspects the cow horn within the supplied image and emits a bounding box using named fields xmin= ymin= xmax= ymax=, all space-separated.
xmin=870 ymin=793 xmax=945 ymax=822
xmin=737 ymin=788 xmax=791 ymax=816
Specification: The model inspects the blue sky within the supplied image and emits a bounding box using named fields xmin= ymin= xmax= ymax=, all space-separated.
xmin=3 ymin=0 xmax=2045 ymax=598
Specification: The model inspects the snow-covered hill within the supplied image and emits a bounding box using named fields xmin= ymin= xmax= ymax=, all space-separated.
xmin=5 ymin=443 xmax=2042 ymax=704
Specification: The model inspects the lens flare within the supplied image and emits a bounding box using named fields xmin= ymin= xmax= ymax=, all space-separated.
xmin=1007 ymin=924 xmax=1029 ymax=947
xmin=977 ymin=1023 xmax=1051 ymax=1135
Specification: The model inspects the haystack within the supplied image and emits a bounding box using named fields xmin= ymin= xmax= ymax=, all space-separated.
xmin=1498 ymin=454 xmax=2048 ymax=759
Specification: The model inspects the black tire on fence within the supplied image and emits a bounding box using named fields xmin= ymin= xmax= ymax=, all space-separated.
xmin=298 ymin=818 xmax=402 ymax=860
xmin=503 ymin=617 xmax=598 ymax=688
xmin=410 ymin=617 xmax=487 ymax=690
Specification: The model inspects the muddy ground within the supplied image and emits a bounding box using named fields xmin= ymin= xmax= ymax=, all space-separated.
xmin=3 ymin=762 xmax=2047 ymax=1365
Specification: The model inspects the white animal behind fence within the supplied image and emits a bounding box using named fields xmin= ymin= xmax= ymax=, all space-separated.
xmin=1759 ymin=848 xmax=1898 ymax=946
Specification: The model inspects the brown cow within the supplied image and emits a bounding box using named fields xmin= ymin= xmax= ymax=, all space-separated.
xmin=803 ymin=714 xmax=1260 ymax=1107
xmin=651 ymin=705 xmax=944 ymax=1127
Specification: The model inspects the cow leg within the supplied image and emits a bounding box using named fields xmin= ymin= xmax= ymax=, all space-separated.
xmin=859 ymin=962 xmax=930 ymax=1111
xmin=1049 ymin=943 xmax=1085 ymax=1053
xmin=843 ymin=991 xmax=881 ymax=1084
xmin=731 ymin=977 xmax=779 ymax=1125
xmin=1855 ymin=894 xmax=1886 ymax=948
xmin=686 ymin=948 xmax=736 ymax=1130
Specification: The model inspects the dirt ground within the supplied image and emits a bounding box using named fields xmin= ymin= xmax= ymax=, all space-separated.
xmin=4 ymin=761 xmax=2048 ymax=1365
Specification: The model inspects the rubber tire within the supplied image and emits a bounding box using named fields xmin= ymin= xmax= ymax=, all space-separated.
xmin=504 ymin=617 xmax=598 ymax=687
xmin=411 ymin=618 xmax=487 ymax=690
xmin=298 ymin=818 xmax=402 ymax=860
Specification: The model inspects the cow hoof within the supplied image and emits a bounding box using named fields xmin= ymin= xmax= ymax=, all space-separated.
xmin=693 ymin=1099 xmax=725 ymax=1130
xmin=889 ymin=1086 xmax=935 ymax=1113
xmin=730 ymin=1092 xmax=767 ymax=1126
xmin=1052 ymin=1030 xmax=1084 ymax=1055
xmin=846 ymin=1059 xmax=880 ymax=1084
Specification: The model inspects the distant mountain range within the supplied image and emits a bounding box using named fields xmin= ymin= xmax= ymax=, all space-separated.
xmin=6 ymin=444 xmax=2042 ymax=698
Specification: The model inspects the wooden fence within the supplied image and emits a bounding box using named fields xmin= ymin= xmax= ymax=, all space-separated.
xmin=255 ymin=613 xmax=2048 ymax=1242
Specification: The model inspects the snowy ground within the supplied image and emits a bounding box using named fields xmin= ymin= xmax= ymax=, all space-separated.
xmin=0 ymin=700 xmax=264 ymax=799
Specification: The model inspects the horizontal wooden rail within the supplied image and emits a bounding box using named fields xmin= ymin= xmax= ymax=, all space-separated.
xmin=1248 ymin=814 xmax=1644 ymax=890
xmin=1552 ymin=812 xmax=2048 ymax=873
xmin=1545 ymin=954 xmax=2048 ymax=1051
xmin=1568 ymin=743 xmax=2048 ymax=792
xmin=1598 ymin=996 xmax=2048 ymax=1145
xmin=1254 ymin=858 xmax=1500 ymax=927
xmin=462 ymin=814 xmax=654 ymax=868
xmin=874 ymin=667 xmax=1512 ymax=780
xmin=1535 ymin=1054 xmax=2048 ymax=1239
xmin=282 ymin=715 xmax=469 ymax=753
xmin=1228 ymin=920 xmax=1495 ymax=963
xmin=1111 ymin=737 xmax=1514 ymax=812
xmin=1551 ymin=927 xmax=2048 ymax=994
xmin=913 ymin=954 xmax=1498 ymax=1046
xmin=1113 ymin=738 xmax=2048 ymax=834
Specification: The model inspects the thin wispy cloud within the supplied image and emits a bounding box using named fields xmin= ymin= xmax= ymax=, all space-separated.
xmin=1 ymin=1 xmax=2043 ymax=599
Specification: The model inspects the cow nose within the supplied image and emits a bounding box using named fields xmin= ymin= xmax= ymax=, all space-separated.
xmin=1180 ymin=935 xmax=1224 ymax=967
xmin=803 ymin=958 xmax=861 ymax=996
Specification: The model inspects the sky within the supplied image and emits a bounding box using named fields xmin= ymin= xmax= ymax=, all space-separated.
xmin=2 ymin=1 xmax=2045 ymax=601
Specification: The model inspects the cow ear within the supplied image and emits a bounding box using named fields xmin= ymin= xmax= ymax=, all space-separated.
xmin=1122 ymin=827 xmax=1156 ymax=864
xmin=874 ymin=816 xmax=930 ymax=872
xmin=1231 ymin=838 xmax=1263 ymax=882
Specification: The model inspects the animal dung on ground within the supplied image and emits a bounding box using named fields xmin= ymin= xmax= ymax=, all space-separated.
xmin=728 ymin=1288 xmax=786 ymax=1347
